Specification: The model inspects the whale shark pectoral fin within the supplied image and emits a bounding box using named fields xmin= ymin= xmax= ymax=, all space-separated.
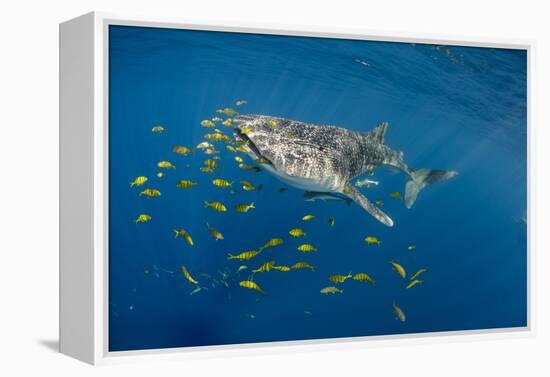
xmin=343 ymin=185 xmax=394 ymax=227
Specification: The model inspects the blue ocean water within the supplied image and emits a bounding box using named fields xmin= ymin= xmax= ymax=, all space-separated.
xmin=108 ymin=25 xmax=527 ymax=352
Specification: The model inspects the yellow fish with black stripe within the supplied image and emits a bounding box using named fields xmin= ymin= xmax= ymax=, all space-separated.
xmin=204 ymin=159 xmax=219 ymax=170
xmin=252 ymin=260 xmax=276 ymax=273
xmin=157 ymin=161 xmax=176 ymax=169
xmin=272 ymin=265 xmax=291 ymax=272
xmin=254 ymin=157 xmax=270 ymax=164
xmin=172 ymin=146 xmax=194 ymax=155
xmin=176 ymin=180 xmax=198 ymax=189
xmin=406 ymin=279 xmax=423 ymax=289
xmin=238 ymin=163 xmax=261 ymax=172
xmin=134 ymin=214 xmax=151 ymax=223
xmin=289 ymin=228 xmax=306 ymax=237
xmin=227 ymin=250 xmax=259 ymax=261
xmin=239 ymin=280 xmax=266 ymax=295
xmin=266 ymin=119 xmax=278 ymax=128
xmin=139 ymin=188 xmax=161 ymax=197
xmin=205 ymin=133 xmax=231 ymax=142
xmin=204 ymin=201 xmax=227 ymax=212
xmin=353 ymin=273 xmax=375 ymax=285
xmin=216 ymin=107 xmax=239 ymax=117
xmin=174 ymin=228 xmax=194 ymax=246
xmin=130 ymin=176 xmax=148 ymax=187
xmin=390 ymin=191 xmax=402 ymax=200
xmin=320 ymin=286 xmax=343 ymax=294
xmin=297 ymin=244 xmax=318 ymax=252
xmin=212 ymin=178 xmax=232 ymax=188
xmin=259 ymin=238 xmax=284 ymax=252
xmin=239 ymin=180 xmax=255 ymax=191
xmin=290 ymin=262 xmax=315 ymax=271
xmin=410 ymin=268 xmax=427 ymax=281
xmin=181 ymin=265 xmax=198 ymax=285
xmin=392 ymin=301 xmax=406 ymax=322
xmin=206 ymin=223 xmax=224 ymax=241
xmin=235 ymin=203 xmax=255 ymax=213
xmin=389 ymin=261 xmax=406 ymax=279
xmin=364 ymin=236 xmax=381 ymax=245
xmin=328 ymin=273 xmax=352 ymax=284
xmin=200 ymin=119 xmax=215 ymax=128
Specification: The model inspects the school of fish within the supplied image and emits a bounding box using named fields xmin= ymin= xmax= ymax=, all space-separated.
xmin=130 ymin=99 xmax=433 ymax=324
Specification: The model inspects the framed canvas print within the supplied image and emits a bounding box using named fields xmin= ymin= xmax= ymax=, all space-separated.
xmin=60 ymin=12 xmax=532 ymax=365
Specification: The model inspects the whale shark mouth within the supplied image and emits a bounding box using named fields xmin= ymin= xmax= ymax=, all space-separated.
xmin=233 ymin=127 xmax=274 ymax=168
xmin=233 ymin=129 xmax=261 ymax=157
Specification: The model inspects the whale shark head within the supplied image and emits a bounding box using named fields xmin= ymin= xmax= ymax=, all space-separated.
xmin=232 ymin=114 xmax=284 ymax=165
xmin=232 ymin=114 xmax=350 ymax=193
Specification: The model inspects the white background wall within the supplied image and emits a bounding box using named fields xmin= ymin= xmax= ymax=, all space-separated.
xmin=0 ymin=0 xmax=548 ymax=375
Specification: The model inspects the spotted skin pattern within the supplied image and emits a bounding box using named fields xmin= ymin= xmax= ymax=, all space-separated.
xmin=232 ymin=114 xmax=457 ymax=227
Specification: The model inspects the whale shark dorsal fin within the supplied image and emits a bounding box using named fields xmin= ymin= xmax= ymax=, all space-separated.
xmin=343 ymin=185 xmax=394 ymax=227
xmin=368 ymin=122 xmax=389 ymax=144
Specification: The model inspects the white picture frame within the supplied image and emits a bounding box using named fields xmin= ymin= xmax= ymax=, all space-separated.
xmin=59 ymin=11 xmax=534 ymax=365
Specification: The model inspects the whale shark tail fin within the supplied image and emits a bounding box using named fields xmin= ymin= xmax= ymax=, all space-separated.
xmin=404 ymin=169 xmax=458 ymax=209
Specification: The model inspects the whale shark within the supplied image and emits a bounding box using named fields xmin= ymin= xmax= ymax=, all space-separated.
xmin=233 ymin=114 xmax=458 ymax=226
